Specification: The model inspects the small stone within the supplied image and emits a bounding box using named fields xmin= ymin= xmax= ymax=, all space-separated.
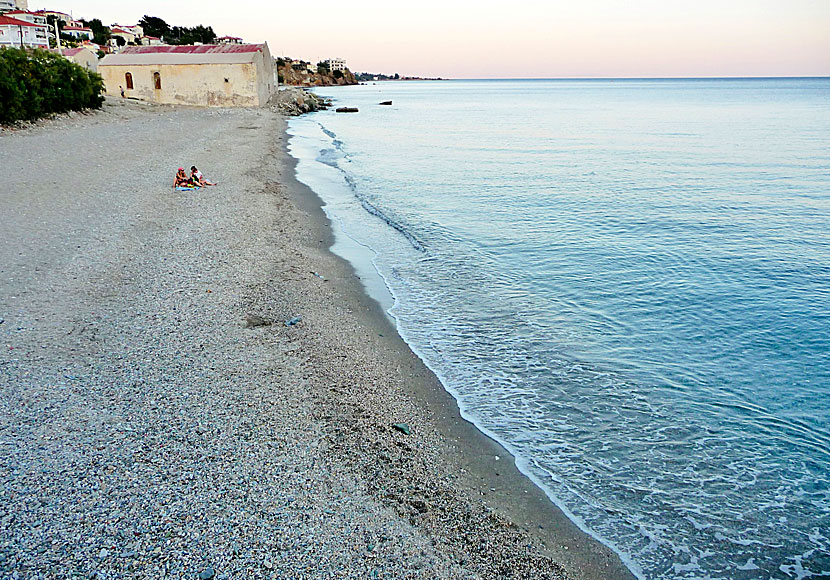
xmin=245 ymin=314 xmax=271 ymax=328
xmin=198 ymin=568 xmax=215 ymax=580
xmin=284 ymin=316 xmax=302 ymax=327
xmin=392 ymin=423 xmax=410 ymax=435
xmin=409 ymin=499 xmax=429 ymax=513
xmin=98 ymin=548 xmax=108 ymax=558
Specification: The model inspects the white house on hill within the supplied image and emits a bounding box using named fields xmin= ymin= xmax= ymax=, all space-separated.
xmin=0 ymin=12 xmax=47 ymax=48
xmin=62 ymin=25 xmax=92 ymax=40
xmin=0 ymin=0 xmax=27 ymax=13
xmin=325 ymin=58 xmax=346 ymax=72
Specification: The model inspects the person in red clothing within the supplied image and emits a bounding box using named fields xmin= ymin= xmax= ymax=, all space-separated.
xmin=173 ymin=167 xmax=191 ymax=188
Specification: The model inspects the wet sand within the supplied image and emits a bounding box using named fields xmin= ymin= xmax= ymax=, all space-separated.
xmin=0 ymin=100 xmax=634 ymax=579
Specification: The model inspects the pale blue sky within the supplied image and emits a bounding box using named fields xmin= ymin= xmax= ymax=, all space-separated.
xmin=41 ymin=0 xmax=830 ymax=77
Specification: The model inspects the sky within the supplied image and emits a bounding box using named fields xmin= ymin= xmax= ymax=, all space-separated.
xmin=39 ymin=0 xmax=830 ymax=78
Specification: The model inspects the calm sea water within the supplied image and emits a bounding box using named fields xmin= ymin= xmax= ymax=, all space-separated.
xmin=286 ymin=79 xmax=830 ymax=580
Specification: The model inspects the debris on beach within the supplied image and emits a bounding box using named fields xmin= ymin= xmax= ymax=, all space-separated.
xmin=392 ymin=423 xmax=411 ymax=435
xmin=245 ymin=314 xmax=273 ymax=328
xmin=310 ymin=271 xmax=328 ymax=281
xmin=285 ymin=316 xmax=303 ymax=327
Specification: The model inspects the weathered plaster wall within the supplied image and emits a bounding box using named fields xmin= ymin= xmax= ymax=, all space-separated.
xmin=100 ymin=61 xmax=271 ymax=107
xmin=68 ymin=50 xmax=98 ymax=72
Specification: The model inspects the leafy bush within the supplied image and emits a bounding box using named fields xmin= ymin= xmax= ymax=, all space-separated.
xmin=0 ymin=47 xmax=104 ymax=125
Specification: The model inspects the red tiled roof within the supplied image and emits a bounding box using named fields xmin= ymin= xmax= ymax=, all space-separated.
xmin=63 ymin=47 xmax=86 ymax=56
xmin=0 ymin=15 xmax=42 ymax=27
xmin=64 ymin=26 xmax=92 ymax=31
xmin=111 ymin=28 xmax=132 ymax=34
xmin=119 ymin=44 xmax=263 ymax=55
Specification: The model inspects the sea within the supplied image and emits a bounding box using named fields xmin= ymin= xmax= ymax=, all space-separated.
xmin=286 ymin=78 xmax=830 ymax=580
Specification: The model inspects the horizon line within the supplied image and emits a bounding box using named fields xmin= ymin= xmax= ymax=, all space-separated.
xmin=383 ymin=75 xmax=830 ymax=81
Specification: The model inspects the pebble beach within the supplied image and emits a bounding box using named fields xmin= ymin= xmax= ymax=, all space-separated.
xmin=0 ymin=100 xmax=632 ymax=580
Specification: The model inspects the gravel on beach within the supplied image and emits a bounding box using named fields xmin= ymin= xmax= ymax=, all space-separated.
xmin=0 ymin=100 xmax=629 ymax=580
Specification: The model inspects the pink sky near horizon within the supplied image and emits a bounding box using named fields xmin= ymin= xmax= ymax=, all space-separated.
xmin=38 ymin=0 xmax=830 ymax=78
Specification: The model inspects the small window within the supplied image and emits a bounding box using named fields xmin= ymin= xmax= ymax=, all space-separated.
xmin=125 ymin=72 xmax=133 ymax=89
xmin=153 ymin=72 xmax=161 ymax=90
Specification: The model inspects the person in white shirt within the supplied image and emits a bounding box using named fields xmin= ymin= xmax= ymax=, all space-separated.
xmin=190 ymin=166 xmax=217 ymax=186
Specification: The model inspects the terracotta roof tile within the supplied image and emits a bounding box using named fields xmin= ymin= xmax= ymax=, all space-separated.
xmin=119 ymin=44 xmax=263 ymax=55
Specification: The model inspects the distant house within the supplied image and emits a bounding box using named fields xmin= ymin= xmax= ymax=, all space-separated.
xmin=140 ymin=35 xmax=162 ymax=46
xmin=5 ymin=9 xmax=44 ymax=26
xmin=218 ymin=35 xmax=242 ymax=45
xmin=62 ymin=25 xmax=92 ymax=40
xmin=80 ymin=40 xmax=102 ymax=52
xmin=325 ymin=58 xmax=346 ymax=72
xmin=36 ymin=9 xmax=71 ymax=24
xmin=110 ymin=27 xmax=137 ymax=44
xmin=98 ymin=43 xmax=277 ymax=107
xmin=111 ymin=23 xmax=143 ymax=38
xmin=0 ymin=0 xmax=27 ymax=13
xmin=63 ymin=46 xmax=98 ymax=71
xmin=0 ymin=12 xmax=47 ymax=48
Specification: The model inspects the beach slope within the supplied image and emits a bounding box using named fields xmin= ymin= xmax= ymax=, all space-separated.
xmin=0 ymin=101 xmax=632 ymax=579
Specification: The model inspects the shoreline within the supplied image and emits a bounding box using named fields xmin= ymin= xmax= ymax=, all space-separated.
xmin=0 ymin=99 xmax=632 ymax=579
xmin=278 ymin=115 xmax=635 ymax=579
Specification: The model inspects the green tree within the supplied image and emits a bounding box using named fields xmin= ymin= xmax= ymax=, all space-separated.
xmin=0 ymin=47 xmax=103 ymax=124
xmin=81 ymin=18 xmax=110 ymax=46
xmin=138 ymin=15 xmax=170 ymax=39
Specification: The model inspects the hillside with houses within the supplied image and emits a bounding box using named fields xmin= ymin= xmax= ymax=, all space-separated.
xmin=0 ymin=0 xmax=357 ymax=113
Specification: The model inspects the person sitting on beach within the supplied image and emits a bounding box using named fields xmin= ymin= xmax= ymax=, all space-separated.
xmin=190 ymin=166 xmax=217 ymax=186
xmin=173 ymin=167 xmax=192 ymax=188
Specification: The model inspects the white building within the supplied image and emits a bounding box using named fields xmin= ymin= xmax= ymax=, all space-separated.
xmin=0 ymin=12 xmax=47 ymax=47
xmin=37 ymin=9 xmax=71 ymax=24
xmin=217 ymin=35 xmax=242 ymax=45
xmin=62 ymin=25 xmax=92 ymax=39
xmin=325 ymin=58 xmax=346 ymax=72
xmin=63 ymin=45 xmax=98 ymax=71
xmin=0 ymin=0 xmax=27 ymax=12
xmin=110 ymin=27 xmax=137 ymax=44
xmin=6 ymin=9 xmax=45 ymax=26
xmin=111 ymin=23 xmax=143 ymax=38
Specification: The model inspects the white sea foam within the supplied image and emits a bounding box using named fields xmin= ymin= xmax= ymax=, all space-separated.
xmin=287 ymin=78 xmax=830 ymax=579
